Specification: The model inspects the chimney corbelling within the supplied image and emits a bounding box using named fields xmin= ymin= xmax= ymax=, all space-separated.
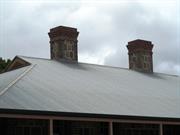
xmin=48 ymin=26 xmax=79 ymax=61
xmin=127 ymin=39 xmax=154 ymax=73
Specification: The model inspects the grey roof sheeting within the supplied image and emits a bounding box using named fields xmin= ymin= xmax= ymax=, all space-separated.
xmin=0 ymin=66 xmax=29 ymax=94
xmin=0 ymin=56 xmax=180 ymax=119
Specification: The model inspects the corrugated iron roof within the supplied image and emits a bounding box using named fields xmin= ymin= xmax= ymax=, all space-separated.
xmin=0 ymin=56 xmax=179 ymax=118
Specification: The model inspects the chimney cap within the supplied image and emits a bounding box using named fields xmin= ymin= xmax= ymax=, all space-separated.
xmin=127 ymin=39 xmax=153 ymax=50
xmin=49 ymin=25 xmax=78 ymax=32
xmin=48 ymin=25 xmax=79 ymax=39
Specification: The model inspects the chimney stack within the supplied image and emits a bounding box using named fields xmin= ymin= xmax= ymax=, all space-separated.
xmin=48 ymin=26 xmax=79 ymax=61
xmin=127 ymin=39 xmax=154 ymax=73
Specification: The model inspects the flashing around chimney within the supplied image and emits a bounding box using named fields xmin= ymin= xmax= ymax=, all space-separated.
xmin=127 ymin=39 xmax=154 ymax=73
xmin=48 ymin=26 xmax=79 ymax=62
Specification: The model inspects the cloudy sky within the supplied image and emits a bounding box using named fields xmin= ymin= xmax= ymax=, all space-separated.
xmin=0 ymin=0 xmax=179 ymax=75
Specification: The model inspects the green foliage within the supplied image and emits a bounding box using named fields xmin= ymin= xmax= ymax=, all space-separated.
xmin=0 ymin=57 xmax=11 ymax=73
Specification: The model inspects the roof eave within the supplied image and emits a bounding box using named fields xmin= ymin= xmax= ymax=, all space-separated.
xmin=0 ymin=108 xmax=180 ymax=122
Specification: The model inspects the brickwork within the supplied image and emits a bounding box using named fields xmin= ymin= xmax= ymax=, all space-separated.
xmin=127 ymin=39 xmax=154 ymax=73
xmin=48 ymin=26 xmax=79 ymax=61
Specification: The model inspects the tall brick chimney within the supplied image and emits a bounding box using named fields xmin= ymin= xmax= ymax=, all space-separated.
xmin=48 ymin=26 xmax=79 ymax=61
xmin=127 ymin=39 xmax=154 ymax=73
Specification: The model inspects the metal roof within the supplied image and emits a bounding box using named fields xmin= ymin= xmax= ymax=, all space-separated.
xmin=0 ymin=56 xmax=180 ymax=119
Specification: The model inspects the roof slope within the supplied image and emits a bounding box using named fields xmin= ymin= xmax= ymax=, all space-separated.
xmin=0 ymin=56 xmax=180 ymax=118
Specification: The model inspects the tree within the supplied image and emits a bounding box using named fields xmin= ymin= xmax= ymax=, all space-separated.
xmin=0 ymin=57 xmax=11 ymax=73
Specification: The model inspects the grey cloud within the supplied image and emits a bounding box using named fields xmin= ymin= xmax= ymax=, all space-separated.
xmin=0 ymin=1 xmax=179 ymax=75
xmin=0 ymin=2 xmax=82 ymax=58
xmin=103 ymin=3 xmax=179 ymax=75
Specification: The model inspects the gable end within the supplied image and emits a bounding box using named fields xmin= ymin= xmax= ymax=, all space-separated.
xmin=4 ymin=56 xmax=31 ymax=72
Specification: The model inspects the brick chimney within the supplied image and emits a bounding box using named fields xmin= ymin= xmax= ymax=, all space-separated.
xmin=48 ymin=26 xmax=79 ymax=61
xmin=127 ymin=39 xmax=154 ymax=73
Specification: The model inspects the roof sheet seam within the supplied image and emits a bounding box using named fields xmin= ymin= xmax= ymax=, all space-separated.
xmin=0 ymin=64 xmax=36 ymax=97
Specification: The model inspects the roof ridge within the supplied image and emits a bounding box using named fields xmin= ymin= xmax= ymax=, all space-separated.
xmin=0 ymin=64 xmax=36 ymax=97
xmin=18 ymin=55 xmax=130 ymax=70
xmin=79 ymin=62 xmax=130 ymax=70
xmin=18 ymin=55 xmax=51 ymax=61
xmin=18 ymin=55 xmax=179 ymax=77
xmin=153 ymin=72 xmax=179 ymax=77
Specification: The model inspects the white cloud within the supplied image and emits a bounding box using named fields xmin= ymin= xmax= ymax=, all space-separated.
xmin=79 ymin=46 xmax=116 ymax=65
xmin=156 ymin=62 xmax=180 ymax=75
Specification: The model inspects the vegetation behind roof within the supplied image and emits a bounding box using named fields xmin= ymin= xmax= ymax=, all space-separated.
xmin=0 ymin=58 xmax=11 ymax=73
